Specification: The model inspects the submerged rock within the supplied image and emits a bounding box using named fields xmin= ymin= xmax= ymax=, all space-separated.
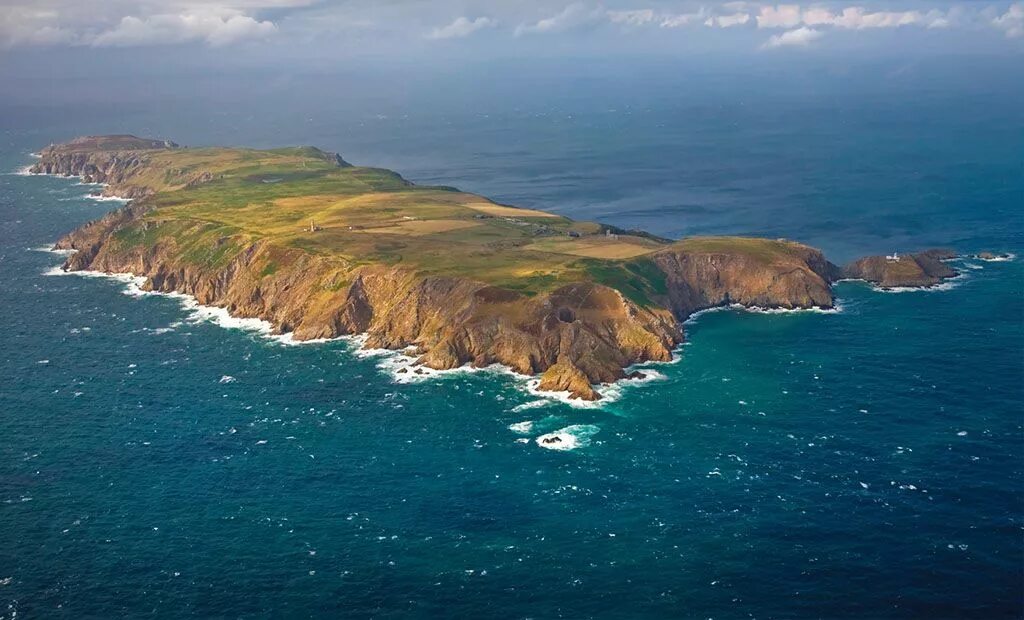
xmin=977 ymin=251 xmax=1013 ymax=261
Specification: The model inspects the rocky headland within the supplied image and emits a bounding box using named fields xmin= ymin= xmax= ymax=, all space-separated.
xmin=32 ymin=135 xmax=965 ymax=399
xmin=842 ymin=249 xmax=959 ymax=289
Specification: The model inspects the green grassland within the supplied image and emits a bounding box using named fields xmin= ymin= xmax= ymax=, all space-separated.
xmin=95 ymin=142 xmax=811 ymax=304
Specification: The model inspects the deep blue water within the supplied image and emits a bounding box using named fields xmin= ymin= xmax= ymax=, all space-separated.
xmin=1 ymin=65 xmax=1022 ymax=618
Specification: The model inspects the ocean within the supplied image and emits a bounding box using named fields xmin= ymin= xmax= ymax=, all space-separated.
xmin=1 ymin=61 xmax=1022 ymax=618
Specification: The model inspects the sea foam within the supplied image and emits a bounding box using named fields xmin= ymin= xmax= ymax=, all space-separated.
xmin=535 ymin=424 xmax=601 ymax=451
xmin=86 ymin=194 xmax=131 ymax=204
xmin=872 ymin=272 xmax=968 ymax=294
xmin=41 ymin=267 xmax=358 ymax=346
xmin=518 ymin=367 xmax=667 ymax=410
xmin=350 ymin=335 xmax=669 ymax=409
xmin=508 ymin=420 xmax=534 ymax=434
xmin=30 ymin=245 xmax=76 ymax=256
xmin=510 ymin=399 xmax=549 ymax=413
xmin=974 ymin=253 xmax=1016 ymax=263
xmin=684 ymin=302 xmax=841 ymax=325
xmin=38 ymin=262 xmax=833 ymax=410
xmin=17 ymin=157 xmax=133 ymax=204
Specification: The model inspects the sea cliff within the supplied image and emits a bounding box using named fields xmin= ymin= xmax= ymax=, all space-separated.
xmin=33 ymin=135 xmax=929 ymax=400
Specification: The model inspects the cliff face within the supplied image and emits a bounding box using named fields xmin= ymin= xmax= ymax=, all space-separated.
xmin=37 ymin=135 xmax=850 ymax=401
xmin=652 ymin=242 xmax=839 ymax=317
xmin=56 ymin=210 xmax=839 ymax=399
xmin=843 ymin=249 xmax=957 ymax=289
xmin=56 ymin=211 xmax=685 ymax=401
xmin=31 ymin=135 xmax=179 ymax=199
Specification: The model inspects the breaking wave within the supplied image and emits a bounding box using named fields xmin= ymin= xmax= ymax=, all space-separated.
xmin=535 ymin=424 xmax=601 ymax=451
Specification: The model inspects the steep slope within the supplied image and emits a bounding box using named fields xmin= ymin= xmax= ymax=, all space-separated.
xmin=38 ymin=135 xmax=847 ymax=400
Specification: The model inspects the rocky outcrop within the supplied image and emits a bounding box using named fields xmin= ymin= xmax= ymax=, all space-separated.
xmin=538 ymin=362 xmax=600 ymax=401
xmin=652 ymin=240 xmax=839 ymax=317
xmin=30 ymin=135 xmax=179 ymax=199
xmin=843 ymin=249 xmax=957 ymax=289
xmin=976 ymin=251 xmax=1013 ymax=261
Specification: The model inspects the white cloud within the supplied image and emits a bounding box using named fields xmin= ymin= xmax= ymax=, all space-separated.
xmin=763 ymin=25 xmax=823 ymax=48
xmin=660 ymin=11 xmax=704 ymax=28
xmin=993 ymin=2 xmax=1024 ymax=38
xmin=756 ymin=4 xmax=955 ymax=32
xmin=800 ymin=7 xmax=834 ymax=27
xmin=924 ymin=11 xmax=951 ymax=29
xmin=0 ymin=1 xmax=1020 ymax=51
xmin=427 ymin=16 xmax=496 ymax=40
xmin=0 ymin=6 xmax=77 ymax=46
xmin=757 ymin=5 xmax=803 ymax=28
xmin=0 ymin=22 xmax=78 ymax=46
xmin=90 ymin=12 xmax=276 ymax=47
xmin=0 ymin=1 xmax=296 ymax=48
xmin=515 ymin=3 xmax=603 ymax=36
xmin=607 ymin=9 xmax=655 ymax=27
xmin=801 ymin=7 xmax=948 ymax=30
xmin=706 ymin=12 xmax=751 ymax=28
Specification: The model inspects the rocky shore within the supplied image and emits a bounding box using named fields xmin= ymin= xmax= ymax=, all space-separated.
xmin=32 ymin=135 xmax=967 ymax=400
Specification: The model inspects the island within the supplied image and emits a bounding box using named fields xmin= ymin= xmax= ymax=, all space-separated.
xmin=32 ymin=135 xmax=963 ymax=399
xmin=843 ymin=249 xmax=958 ymax=289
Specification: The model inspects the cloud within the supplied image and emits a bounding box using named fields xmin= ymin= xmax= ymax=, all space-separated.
xmin=515 ymin=3 xmax=603 ymax=36
xmin=756 ymin=5 xmax=802 ymax=29
xmin=607 ymin=9 xmax=655 ymax=27
xmin=751 ymin=4 xmax=957 ymax=39
xmin=0 ymin=6 xmax=76 ymax=46
xmin=763 ymin=25 xmax=823 ymax=48
xmin=705 ymin=12 xmax=751 ymax=28
xmin=0 ymin=19 xmax=78 ymax=46
xmin=1 ymin=0 xmax=1020 ymax=52
xmin=0 ymin=1 xmax=296 ymax=48
xmin=797 ymin=7 xmax=951 ymax=30
xmin=427 ymin=16 xmax=495 ymax=40
xmin=993 ymin=2 xmax=1024 ymax=38
xmin=660 ymin=11 xmax=705 ymax=28
xmin=90 ymin=12 xmax=276 ymax=47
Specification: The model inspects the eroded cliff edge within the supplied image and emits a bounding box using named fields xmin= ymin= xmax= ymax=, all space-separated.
xmin=36 ymin=135 xmax=845 ymax=400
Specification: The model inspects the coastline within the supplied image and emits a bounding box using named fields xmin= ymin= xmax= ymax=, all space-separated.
xmin=39 ymin=259 xmax=668 ymax=409
xmin=22 ymin=143 xmax=991 ymax=403
xmin=35 ymin=236 xmax=840 ymax=410
xmin=32 ymin=244 xmax=856 ymax=412
xmin=834 ymin=271 xmax=971 ymax=294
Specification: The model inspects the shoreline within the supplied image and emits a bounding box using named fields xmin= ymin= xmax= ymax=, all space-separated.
xmin=39 ymin=258 xmax=663 ymax=409
xmin=24 ymin=153 xmax=998 ymax=406
xmin=34 ymin=255 xmax=855 ymax=410
xmin=19 ymin=162 xmax=811 ymax=405
xmin=834 ymin=271 xmax=971 ymax=294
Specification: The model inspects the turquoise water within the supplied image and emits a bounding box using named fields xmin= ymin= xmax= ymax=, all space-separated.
xmin=1 ymin=69 xmax=1022 ymax=618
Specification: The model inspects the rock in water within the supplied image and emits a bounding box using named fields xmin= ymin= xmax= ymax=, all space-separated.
xmin=843 ymin=249 xmax=958 ymax=289
xmin=538 ymin=361 xmax=601 ymax=401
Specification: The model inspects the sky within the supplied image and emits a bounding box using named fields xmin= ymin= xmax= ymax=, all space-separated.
xmin=0 ymin=1 xmax=1021 ymax=113
xmin=1 ymin=0 xmax=1021 ymax=59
